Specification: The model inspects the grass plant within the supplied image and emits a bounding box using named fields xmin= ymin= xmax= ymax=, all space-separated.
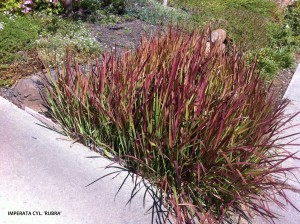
xmin=45 ymin=27 xmax=300 ymax=223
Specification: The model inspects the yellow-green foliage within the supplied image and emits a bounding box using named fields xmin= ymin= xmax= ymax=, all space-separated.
xmin=0 ymin=0 xmax=23 ymax=13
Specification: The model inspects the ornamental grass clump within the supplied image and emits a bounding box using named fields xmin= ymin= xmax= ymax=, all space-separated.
xmin=45 ymin=27 xmax=299 ymax=223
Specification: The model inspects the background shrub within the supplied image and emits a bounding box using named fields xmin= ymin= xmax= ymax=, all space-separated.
xmin=285 ymin=1 xmax=300 ymax=36
xmin=169 ymin=0 xmax=278 ymax=50
xmin=76 ymin=0 xmax=102 ymax=14
xmin=0 ymin=0 xmax=64 ymax=14
xmin=33 ymin=0 xmax=64 ymax=15
xmin=126 ymin=0 xmax=189 ymax=25
xmin=46 ymin=28 xmax=299 ymax=223
xmin=0 ymin=0 xmax=23 ymax=13
xmin=101 ymin=0 xmax=125 ymax=14
xmin=248 ymin=47 xmax=295 ymax=79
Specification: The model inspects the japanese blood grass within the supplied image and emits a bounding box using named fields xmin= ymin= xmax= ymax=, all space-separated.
xmin=45 ymin=28 xmax=300 ymax=223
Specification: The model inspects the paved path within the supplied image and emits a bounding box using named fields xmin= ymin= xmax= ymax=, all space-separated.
xmin=0 ymin=97 xmax=160 ymax=224
xmin=0 ymin=64 xmax=300 ymax=224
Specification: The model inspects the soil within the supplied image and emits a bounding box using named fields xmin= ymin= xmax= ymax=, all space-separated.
xmin=90 ymin=20 xmax=157 ymax=52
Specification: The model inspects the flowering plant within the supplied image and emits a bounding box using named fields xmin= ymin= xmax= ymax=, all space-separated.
xmin=21 ymin=0 xmax=33 ymax=13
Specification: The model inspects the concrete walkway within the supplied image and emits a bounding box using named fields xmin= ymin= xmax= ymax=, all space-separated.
xmin=0 ymin=64 xmax=300 ymax=224
xmin=0 ymin=97 xmax=161 ymax=224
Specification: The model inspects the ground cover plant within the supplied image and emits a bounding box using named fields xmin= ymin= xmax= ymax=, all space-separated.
xmin=35 ymin=15 xmax=101 ymax=67
xmin=45 ymin=27 xmax=300 ymax=223
xmin=0 ymin=13 xmax=39 ymax=65
xmin=0 ymin=12 xmax=40 ymax=86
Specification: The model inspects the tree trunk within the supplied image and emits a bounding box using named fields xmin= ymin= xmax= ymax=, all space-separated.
xmin=62 ymin=0 xmax=73 ymax=16
xmin=162 ymin=0 xmax=168 ymax=6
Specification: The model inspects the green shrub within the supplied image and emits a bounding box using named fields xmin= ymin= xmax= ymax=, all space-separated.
xmin=170 ymin=0 xmax=277 ymax=16
xmin=101 ymin=0 xmax=125 ymax=14
xmin=274 ymin=48 xmax=295 ymax=68
xmin=223 ymin=9 xmax=269 ymax=51
xmin=285 ymin=1 xmax=300 ymax=36
xmin=168 ymin=0 xmax=299 ymax=78
xmin=169 ymin=0 xmax=279 ymax=51
xmin=77 ymin=0 xmax=102 ymax=13
xmin=224 ymin=0 xmax=277 ymax=17
xmin=46 ymin=28 xmax=299 ymax=223
xmin=283 ymin=2 xmax=300 ymax=53
xmin=249 ymin=2 xmax=300 ymax=78
xmin=33 ymin=0 xmax=64 ymax=15
xmin=257 ymin=55 xmax=279 ymax=79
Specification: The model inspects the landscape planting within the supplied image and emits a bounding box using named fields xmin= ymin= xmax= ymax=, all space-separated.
xmin=1 ymin=0 xmax=300 ymax=223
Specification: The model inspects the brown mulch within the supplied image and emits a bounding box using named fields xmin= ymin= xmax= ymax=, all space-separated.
xmin=90 ymin=19 xmax=157 ymax=52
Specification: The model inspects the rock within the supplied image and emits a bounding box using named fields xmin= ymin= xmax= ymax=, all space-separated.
xmin=210 ymin=29 xmax=227 ymax=44
xmin=205 ymin=29 xmax=227 ymax=55
xmin=11 ymin=75 xmax=47 ymax=113
xmin=205 ymin=42 xmax=226 ymax=55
